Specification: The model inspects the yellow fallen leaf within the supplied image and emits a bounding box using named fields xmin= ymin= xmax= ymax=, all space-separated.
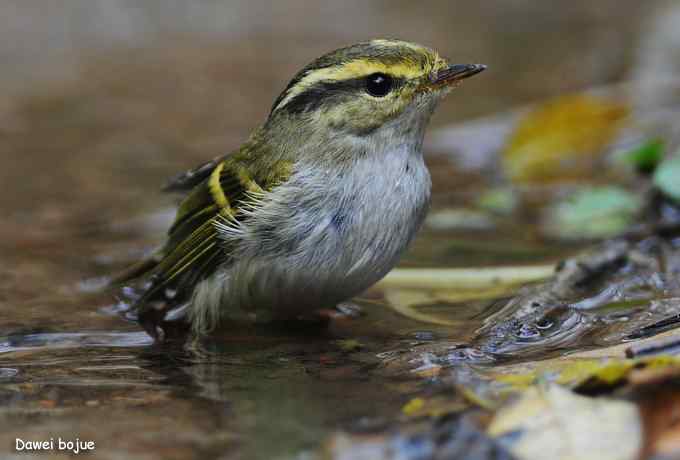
xmin=379 ymin=265 xmax=554 ymax=326
xmin=378 ymin=265 xmax=555 ymax=290
xmin=574 ymin=356 xmax=680 ymax=388
xmin=503 ymin=95 xmax=628 ymax=183
xmin=401 ymin=396 xmax=466 ymax=418
xmin=381 ymin=286 xmax=526 ymax=326
xmin=490 ymin=359 xmax=604 ymax=393
xmin=554 ymin=359 xmax=608 ymax=385
xmin=494 ymin=372 xmax=538 ymax=389
xmin=455 ymin=384 xmax=497 ymax=411
xmin=402 ymin=397 xmax=425 ymax=416
xmin=334 ymin=339 xmax=363 ymax=353
xmin=492 ymin=356 xmax=680 ymax=393
xmin=383 ymin=289 xmax=462 ymax=326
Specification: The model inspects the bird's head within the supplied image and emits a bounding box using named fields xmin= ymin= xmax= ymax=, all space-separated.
xmin=267 ymin=39 xmax=485 ymax=137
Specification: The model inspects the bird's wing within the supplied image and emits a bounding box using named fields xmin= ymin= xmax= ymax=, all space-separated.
xmin=113 ymin=155 xmax=291 ymax=337
xmin=162 ymin=157 xmax=222 ymax=193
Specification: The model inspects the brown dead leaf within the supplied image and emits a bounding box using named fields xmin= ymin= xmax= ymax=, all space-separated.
xmin=638 ymin=388 xmax=680 ymax=458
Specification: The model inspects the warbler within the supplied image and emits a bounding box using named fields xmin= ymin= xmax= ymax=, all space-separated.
xmin=115 ymin=39 xmax=485 ymax=340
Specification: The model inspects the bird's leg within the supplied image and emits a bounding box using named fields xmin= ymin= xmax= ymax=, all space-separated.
xmin=139 ymin=299 xmax=194 ymax=344
xmin=138 ymin=303 xmax=167 ymax=343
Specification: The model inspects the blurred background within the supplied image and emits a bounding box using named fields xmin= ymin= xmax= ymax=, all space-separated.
xmin=3 ymin=0 xmax=680 ymax=281
xmin=2 ymin=0 xmax=675 ymax=117
xmin=1 ymin=0 xmax=678 ymax=215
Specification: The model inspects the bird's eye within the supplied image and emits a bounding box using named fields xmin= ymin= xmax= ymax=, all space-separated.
xmin=365 ymin=73 xmax=393 ymax=97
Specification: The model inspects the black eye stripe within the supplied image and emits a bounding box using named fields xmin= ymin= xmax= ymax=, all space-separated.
xmin=275 ymin=75 xmax=403 ymax=114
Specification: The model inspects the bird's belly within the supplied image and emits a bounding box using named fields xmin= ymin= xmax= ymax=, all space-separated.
xmin=195 ymin=210 xmax=422 ymax=324
xmin=197 ymin=147 xmax=431 ymax=325
xmin=233 ymin=216 xmax=418 ymax=320
xmin=227 ymin=164 xmax=430 ymax=320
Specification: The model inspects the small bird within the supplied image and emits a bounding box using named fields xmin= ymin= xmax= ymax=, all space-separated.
xmin=115 ymin=39 xmax=485 ymax=340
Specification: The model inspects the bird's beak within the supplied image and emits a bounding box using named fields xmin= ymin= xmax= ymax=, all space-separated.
xmin=429 ymin=64 xmax=487 ymax=87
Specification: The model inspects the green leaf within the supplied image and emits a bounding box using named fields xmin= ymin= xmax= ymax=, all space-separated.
xmin=477 ymin=187 xmax=518 ymax=215
xmin=653 ymin=153 xmax=680 ymax=202
xmin=546 ymin=186 xmax=642 ymax=240
xmin=621 ymin=139 xmax=664 ymax=173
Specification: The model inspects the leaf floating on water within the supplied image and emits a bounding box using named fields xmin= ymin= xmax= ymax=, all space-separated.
xmin=487 ymin=384 xmax=642 ymax=460
xmin=502 ymin=95 xmax=629 ymax=183
xmin=383 ymin=289 xmax=462 ymax=327
xmin=654 ymin=152 xmax=680 ymax=203
xmin=383 ymin=286 xmax=520 ymax=326
xmin=544 ymin=186 xmax=643 ymax=240
xmin=379 ymin=266 xmax=554 ymax=326
xmin=378 ymin=265 xmax=555 ymax=291
xmin=379 ymin=265 xmax=554 ymax=326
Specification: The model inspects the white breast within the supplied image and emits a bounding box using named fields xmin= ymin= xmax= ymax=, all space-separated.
xmin=209 ymin=156 xmax=427 ymax=323
xmin=191 ymin=106 xmax=434 ymax=331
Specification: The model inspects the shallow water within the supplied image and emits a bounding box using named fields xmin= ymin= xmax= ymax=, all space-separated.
xmin=4 ymin=150 xmax=677 ymax=460
xmin=0 ymin=135 xmax=575 ymax=459
xmin=2 ymin=18 xmax=680 ymax=458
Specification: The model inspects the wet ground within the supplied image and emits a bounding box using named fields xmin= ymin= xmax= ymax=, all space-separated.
xmin=0 ymin=83 xmax=577 ymax=459
xmin=0 ymin=149 xmax=571 ymax=460
xmin=3 ymin=79 xmax=680 ymax=458
xmin=3 ymin=3 xmax=680 ymax=459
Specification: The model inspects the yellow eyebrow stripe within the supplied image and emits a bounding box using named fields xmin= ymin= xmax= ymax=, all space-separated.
xmin=369 ymin=39 xmax=428 ymax=52
xmin=277 ymin=58 xmax=432 ymax=111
